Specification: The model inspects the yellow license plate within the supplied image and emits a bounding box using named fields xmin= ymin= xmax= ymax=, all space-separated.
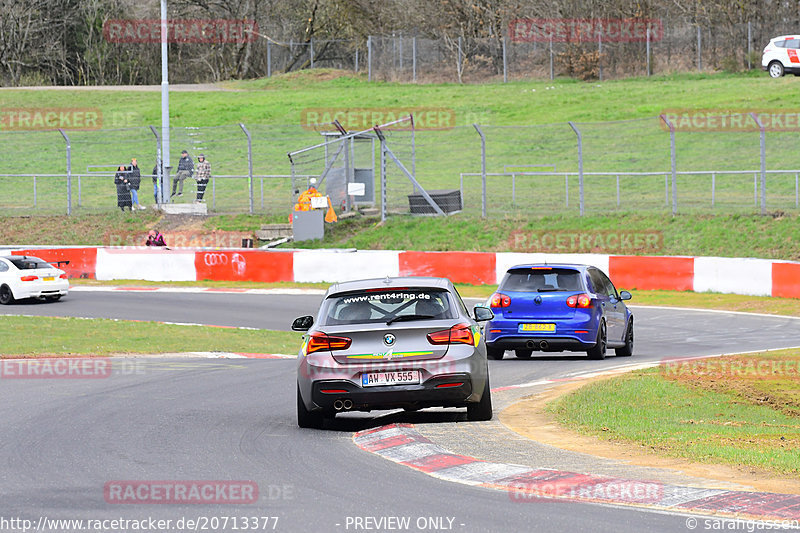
xmin=43 ymin=277 xmax=54 ymax=281
xmin=519 ymin=323 xmax=555 ymax=332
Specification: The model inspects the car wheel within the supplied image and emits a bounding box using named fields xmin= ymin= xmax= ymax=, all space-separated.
xmin=296 ymin=385 xmax=324 ymax=429
xmin=514 ymin=349 xmax=533 ymax=359
xmin=0 ymin=285 xmax=14 ymax=305
xmin=615 ymin=319 xmax=634 ymax=357
xmin=467 ymin=374 xmax=493 ymax=421
xmin=45 ymin=295 xmax=62 ymax=302
xmin=486 ymin=346 xmax=505 ymax=360
xmin=587 ymin=321 xmax=607 ymax=360
xmin=769 ymin=61 xmax=785 ymax=78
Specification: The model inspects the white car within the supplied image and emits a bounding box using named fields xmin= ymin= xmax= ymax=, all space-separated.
xmin=0 ymin=255 xmax=69 ymax=305
xmin=762 ymin=35 xmax=800 ymax=78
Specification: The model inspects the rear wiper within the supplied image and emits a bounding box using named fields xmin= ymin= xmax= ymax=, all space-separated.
xmin=386 ymin=314 xmax=434 ymax=326
xmin=537 ymin=288 xmax=560 ymax=292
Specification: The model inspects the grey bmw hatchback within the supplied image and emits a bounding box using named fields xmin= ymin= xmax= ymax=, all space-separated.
xmin=293 ymin=277 xmax=494 ymax=428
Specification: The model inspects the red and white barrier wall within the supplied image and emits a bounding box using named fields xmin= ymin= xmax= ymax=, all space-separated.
xmin=8 ymin=247 xmax=800 ymax=299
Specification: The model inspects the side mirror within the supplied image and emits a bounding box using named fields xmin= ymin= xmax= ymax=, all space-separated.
xmin=472 ymin=305 xmax=494 ymax=322
xmin=292 ymin=315 xmax=314 ymax=331
xmin=618 ymin=290 xmax=632 ymax=301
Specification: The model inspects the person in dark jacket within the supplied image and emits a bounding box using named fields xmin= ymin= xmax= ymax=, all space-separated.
xmin=145 ymin=229 xmax=166 ymax=246
xmin=171 ymin=150 xmax=193 ymax=199
xmin=114 ymin=165 xmax=132 ymax=211
xmin=129 ymin=157 xmax=144 ymax=210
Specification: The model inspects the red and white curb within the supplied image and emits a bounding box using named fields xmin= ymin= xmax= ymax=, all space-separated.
xmin=354 ymin=424 xmax=800 ymax=520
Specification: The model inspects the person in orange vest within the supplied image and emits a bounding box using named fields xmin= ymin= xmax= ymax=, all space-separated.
xmin=291 ymin=178 xmax=337 ymax=222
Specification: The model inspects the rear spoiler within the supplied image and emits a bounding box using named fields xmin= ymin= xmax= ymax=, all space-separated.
xmin=52 ymin=260 xmax=70 ymax=267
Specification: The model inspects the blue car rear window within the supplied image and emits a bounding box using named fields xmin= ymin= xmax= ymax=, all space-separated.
xmin=501 ymin=268 xmax=583 ymax=292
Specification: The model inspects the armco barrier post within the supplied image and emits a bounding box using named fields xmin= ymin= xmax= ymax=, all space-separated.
xmin=568 ymin=121 xmax=584 ymax=216
xmin=749 ymin=112 xmax=766 ymax=215
xmin=58 ymin=129 xmax=72 ymax=215
xmin=659 ymin=114 xmax=678 ymax=215
xmin=240 ymin=123 xmax=254 ymax=214
xmin=473 ymin=124 xmax=487 ymax=218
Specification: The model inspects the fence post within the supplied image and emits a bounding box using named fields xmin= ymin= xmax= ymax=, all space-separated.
xmin=711 ymin=172 xmax=715 ymax=207
xmin=412 ymin=37 xmax=417 ymax=82
xmin=354 ymin=47 xmax=359 ymax=73
xmin=473 ymin=124 xmax=487 ymax=218
xmin=568 ymin=121 xmax=584 ymax=216
xmin=796 ymin=172 xmax=799 ymax=208
xmin=549 ymin=34 xmax=554 ymax=80
xmin=33 ymin=176 xmax=37 ymax=208
xmin=502 ymin=36 xmax=508 ymax=83
xmin=457 ymin=36 xmax=463 ymax=83
xmin=598 ymin=32 xmax=603 ymax=81
xmin=267 ymin=40 xmax=271 ymax=77
xmin=310 ymin=38 xmax=314 ymax=68
xmin=659 ymin=114 xmax=678 ymax=215
xmin=367 ymin=36 xmax=372 ymax=81
xmin=747 ymin=21 xmax=752 ymax=70
xmin=239 ymin=123 xmax=254 ymax=214
xmin=380 ymin=137 xmax=387 ymax=222
xmin=646 ymin=23 xmax=651 ymax=76
xmin=697 ymin=26 xmax=702 ymax=72
xmin=749 ymin=112 xmax=767 ymax=215
xmin=58 ymin=129 xmax=72 ymax=215
xmin=616 ymin=174 xmax=620 ymax=206
xmin=149 ymin=125 xmax=164 ymax=205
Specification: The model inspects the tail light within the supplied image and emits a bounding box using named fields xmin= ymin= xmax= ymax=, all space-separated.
xmin=566 ymin=294 xmax=592 ymax=308
xmin=427 ymin=323 xmax=475 ymax=346
xmin=20 ymin=275 xmax=38 ymax=282
xmin=59 ymin=273 xmax=68 ymax=279
xmin=489 ymin=293 xmax=511 ymax=308
xmin=305 ymin=332 xmax=352 ymax=355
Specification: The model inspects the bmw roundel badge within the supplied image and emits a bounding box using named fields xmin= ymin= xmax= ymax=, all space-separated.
xmin=383 ymin=333 xmax=396 ymax=346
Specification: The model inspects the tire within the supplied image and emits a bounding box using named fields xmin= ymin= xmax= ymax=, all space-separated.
xmin=769 ymin=61 xmax=784 ymax=78
xmin=467 ymin=374 xmax=493 ymax=421
xmin=0 ymin=285 xmax=14 ymax=305
xmin=615 ymin=319 xmax=634 ymax=357
xmin=514 ymin=349 xmax=533 ymax=359
xmin=486 ymin=346 xmax=505 ymax=360
xmin=587 ymin=321 xmax=607 ymax=360
xmin=45 ymin=295 xmax=62 ymax=302
xmin=297 ymin=385 xmax=324 ymax=429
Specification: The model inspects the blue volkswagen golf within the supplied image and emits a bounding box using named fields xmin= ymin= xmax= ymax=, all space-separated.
xmin=484 ymin=264 xmax=633 ymax=360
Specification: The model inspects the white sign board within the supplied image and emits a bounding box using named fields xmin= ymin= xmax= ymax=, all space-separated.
xmin=310 ymin=196 xmax=329 ymax=209
xmin=348 ymin=182 xmax=366 ymax=196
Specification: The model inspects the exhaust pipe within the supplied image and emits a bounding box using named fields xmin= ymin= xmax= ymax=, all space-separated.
xmin=539 ymin=340 xmax=549 ymax=350
xmin=333 ymin=399 xmax=344 ymax=411
xmin=343 ymin=399 xmax=353 ymax=410
xmin=526 ymin=340 xmax=536 ymax=349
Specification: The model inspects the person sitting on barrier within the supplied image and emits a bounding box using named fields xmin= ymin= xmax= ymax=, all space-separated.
xmin=290 ymin=178 xmax=338 ymax=223
xmin=145 ymin=229 xmax=166 ymax=247
xmin=171 ymin=150 xmax=193 ymax=199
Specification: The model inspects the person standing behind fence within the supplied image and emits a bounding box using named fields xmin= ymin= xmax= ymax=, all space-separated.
xmin=171 ymin=150 xmax=193 ymax=199
xmin=114 ymin=165 xmax=132 ymax=212
xmin=129 ymin=157 xmax=144 ymax=210
xmin=195 ymin=153 xmax=210 ymax=203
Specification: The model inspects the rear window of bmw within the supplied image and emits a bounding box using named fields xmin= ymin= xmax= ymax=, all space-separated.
xmin=500 ymin=267 xmax=584 ymax=292
xmin=7 ymin=257 xmax=52 ymax=270
xmin=320 ymin=288 xmax=456 ymax=325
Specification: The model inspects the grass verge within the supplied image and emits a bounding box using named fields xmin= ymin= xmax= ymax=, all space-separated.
xmin=0 ymin=316 xmax=302 ymax=357
xmin=547 ymin=349 xmax=800 ymax=475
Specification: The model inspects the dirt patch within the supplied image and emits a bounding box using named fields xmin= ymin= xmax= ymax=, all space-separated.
xmin=500 ymin=378 xmax=800 ymax=495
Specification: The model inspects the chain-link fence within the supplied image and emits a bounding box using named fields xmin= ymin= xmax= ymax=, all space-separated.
xmin=246 ymin=20 xmax=795 ymax=84
xmin=2 ymin=113 xmax=800 ymax=217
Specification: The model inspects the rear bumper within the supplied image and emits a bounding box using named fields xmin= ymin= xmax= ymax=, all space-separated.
xmin=14 ymin=281 xmax=69 ymax=299
xmin=485 ymin=314 xmax=598 ymax=351
xmin=308 ymin=373 xmax=475 ymax=413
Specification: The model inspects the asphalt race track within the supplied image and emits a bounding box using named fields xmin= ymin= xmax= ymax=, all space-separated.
xmin=2 ymin=290 xmax=800 ymax=532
